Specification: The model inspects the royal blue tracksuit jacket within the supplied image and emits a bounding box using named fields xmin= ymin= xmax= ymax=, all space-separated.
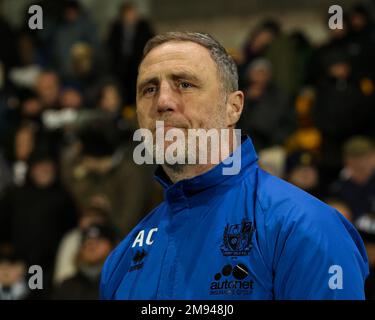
xmin=100 ymin=136 xmax=369 ymax=299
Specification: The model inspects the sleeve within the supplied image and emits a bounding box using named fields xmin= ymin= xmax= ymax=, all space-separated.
xmin=271 ymin=205 xmax=369 ymax=300
xmin=99 ymin=249 xmax=115 ymax=300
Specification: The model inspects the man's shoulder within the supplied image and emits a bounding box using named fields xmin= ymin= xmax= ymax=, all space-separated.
xmin=132 ymin=200 xmax=168 ymax=229
xmin=109 ymin=201 xmax=167 ymax=257
xmin=105 ymin=201 xmax=167 ymax=258
xmin=253 ymin=169 xmax=368 ymax=279
xmin=254 ymin=168 xmax=339 ymax=229
xmin=100 ymin=201 xmax=168 ymax=298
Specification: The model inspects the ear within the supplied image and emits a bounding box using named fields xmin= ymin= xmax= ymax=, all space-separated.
xmin=226 ymin=90 xmax=244 ymax=128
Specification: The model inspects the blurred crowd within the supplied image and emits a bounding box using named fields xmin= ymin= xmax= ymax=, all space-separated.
xmin=0 ymin=0 xmax=375 ymax=299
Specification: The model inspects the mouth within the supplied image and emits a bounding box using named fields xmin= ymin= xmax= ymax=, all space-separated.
xmin=164 ymin=125 xmax=185 ymax=131
xmin=153 ymin=124 xmax=188 ymax=132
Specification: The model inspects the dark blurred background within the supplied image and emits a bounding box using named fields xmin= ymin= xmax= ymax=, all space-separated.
xmin=0 ymin=0 xmax=375 ymax=300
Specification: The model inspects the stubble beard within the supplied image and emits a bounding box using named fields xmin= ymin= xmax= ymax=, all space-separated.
xmin=156 ymin=103 xmax=228 ymax=174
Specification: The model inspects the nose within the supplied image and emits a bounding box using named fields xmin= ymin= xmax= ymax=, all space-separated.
xmin=156 ymin=81 xmax=179 ymax=114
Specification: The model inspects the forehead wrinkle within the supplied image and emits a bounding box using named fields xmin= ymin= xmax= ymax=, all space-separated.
xmin=143 ymin=41 xmax=214 ymax=65
xmin=139 ymin=65 xmax=205 ymax=86
xmin=138 ymin=42 xmax=218 ymax=81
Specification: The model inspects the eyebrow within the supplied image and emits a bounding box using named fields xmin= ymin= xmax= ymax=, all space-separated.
xmin=171 ymin=71 xmax=202 ymax=84
xmin=137 ymin=71 xmax=203 ymax=94
xmin=137 ymin=77 xmax=159 ymax=94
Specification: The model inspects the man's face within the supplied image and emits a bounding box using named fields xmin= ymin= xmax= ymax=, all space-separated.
xmin=100 ymin=85 xmax=121 ymax=113
xmin=15 ymin=127 xmax=34 ymax=161
xmin=0 ymin=261 xmax=26 ymax=286
xmin=79 ymin=210 xmax=106 ymax=230
xmin=329 ymin=62 xmax=351 ymax=80
xmin=22 ymin=98 xmax=42 ymax=118
xmin=35 ymin=73 xmax=60 ymax=107
xmin=136 ymin=41 xmax=228 ymax=156
xmin=80 ymin=238 xmax=113 ymax=265
xmin=351 ymin=13 xmax=366 ymax=31
xmin=30 ymin=160 xmax=56 ymax=188
xmin=288 ymin=165 xmax=319 ymax=191
xmin=248 ymin=66 xmax=271 ymax=86
xmin=60 ymin=88 xmax=82 ymax=109
xmin=64 ymin=7 xmax=80 ymax=23
xmin=122 ymin=7 xmax=139 ymax=25
xmin=251 ymin=30 xmax=274 ymax=51
xmin=345 ymin=152 xmax=375 ymax=183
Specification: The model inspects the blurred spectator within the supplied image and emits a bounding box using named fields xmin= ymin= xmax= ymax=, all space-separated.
xmin=0 ymin=89 xmax=44 ymax=138
xmin=0 ymin=149 xmax=78 ymax=295
xmin=59 ymin=86 xmax=83 ymax=110
xmin=0 ymin=151 xmax=12 ymax=193
xmin=53 ymin=199 xmax=112 ymax=286
xmin=70 ymin=43 xmax=93 ymax=80
xmin=60 ymin=117 xmax=162 ymax=236
xmin=347 ymin=3 xmax=375 ymax=79
xmin=0 ymin=93 xmax=9 ymax=141
xmin=96 ymin=81 xmax=123 ymax=114
xmin=349 ymin=3 xmax=374 ymax=36
xmin=307 ymin=6 xmax=375 ymax=85
xmin=264 ymin=22 xmax=299 ymax=95
xmin=289 ymin=31 xmax=313 ymax=88
xmin=65 ymin=42 xmax=102 ymax=99
xmin=34 ymin=70 xmax=61 ymax=110
xmin=18 ymin=90 xmax=44 ymax=124
xmin=285 ymin=88 xmax=323 ymax=155
xmin=52 ymin=223 xmax=118 ymax=299
xmin=330 ymin=136 xmax=375 ymax=221
xmin=258 ymin=146 xmax=286 ymax=178
xmin=106 ymin=2 xmax=154 ymax=105
xmin=0 ymin=244 xmax=35 ymax=300
xmin=325 ymin=197 xmax=353 ymax=222
xmin=0 ymin=6 xmax=17 ymax=90
xmin=307 ymin=14 xmax=351 ymax=86
xmin=53 ymin=0 xmax=99 ymax=81
xmin=1 ymin=122 xmax=37 ymax=188
xmin=9 ymin=32 xmax=42 ymax=90
xmin=285 ymin=150 xmax=324 ymax=198
xmin=313 ymin=53 xmax=375 ymax=179
xmin=238 ymin=20 xmax=279 ymax=89
xmin=355 ymin=213 xmax=375 ymax=299
xmin=238 ymin=58 xmax=295 ymax=151
xmin=94 ymin=79 xmax=135 ymax=139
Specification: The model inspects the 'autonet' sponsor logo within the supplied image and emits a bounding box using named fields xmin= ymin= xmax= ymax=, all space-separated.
xmin=210 ymin=263 xmax=254 ymax=296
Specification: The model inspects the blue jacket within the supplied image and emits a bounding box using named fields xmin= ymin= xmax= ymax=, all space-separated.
xmin=100 ymin=137 xmax=369 ymax=299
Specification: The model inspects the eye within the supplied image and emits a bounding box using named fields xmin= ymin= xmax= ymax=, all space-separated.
xmin=179 ymin=81 xmax=194 ymax=89
xmin=143 ymin=85 xmax=157 ymax=96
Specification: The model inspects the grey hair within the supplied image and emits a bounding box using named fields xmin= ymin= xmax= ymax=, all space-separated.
xmin=141 ymin=31 xmax=239 ymax=96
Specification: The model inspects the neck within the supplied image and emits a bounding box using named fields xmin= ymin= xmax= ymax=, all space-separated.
xmin=163 ymin=163 xmax=214 ymax=184
xmin=162 ymin=128 xmax=240 ymax=184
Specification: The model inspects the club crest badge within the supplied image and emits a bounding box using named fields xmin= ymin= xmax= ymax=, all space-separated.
xmin=221 ymin=219 xmax=255 ymax=256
